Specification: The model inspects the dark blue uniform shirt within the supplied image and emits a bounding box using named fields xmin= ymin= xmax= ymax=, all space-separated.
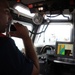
xmin=0 ymin=36 xmax=33 ymax=75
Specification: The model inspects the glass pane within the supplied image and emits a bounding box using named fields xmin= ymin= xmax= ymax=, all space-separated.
xmin=34 ymin=23 xmax=73 ymax=47
xmin=44 ymin=14 xmax=72 ymax=20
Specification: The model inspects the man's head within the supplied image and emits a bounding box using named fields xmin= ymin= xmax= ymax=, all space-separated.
xmin=0 ymin=0 xmax=12 ymax=33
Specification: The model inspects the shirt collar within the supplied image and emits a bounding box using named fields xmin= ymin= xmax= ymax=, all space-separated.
xmin=0 ymin=33 xmax=6 ymax=37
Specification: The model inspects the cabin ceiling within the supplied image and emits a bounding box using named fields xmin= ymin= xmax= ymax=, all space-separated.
xmin=8 ymin=0 xmax=75 ymax=14
xmin=7 ymin=0 xmax=75 ymax=25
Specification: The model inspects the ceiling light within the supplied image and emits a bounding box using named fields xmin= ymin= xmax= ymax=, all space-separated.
xmin=38 ymin=7 xmax=43 ymax=11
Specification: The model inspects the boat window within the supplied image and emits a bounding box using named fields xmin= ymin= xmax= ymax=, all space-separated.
xmin=34 ymin=23 xmax=73 ymax=47
xmin=44 ymin=14 xmax=72 ymax=20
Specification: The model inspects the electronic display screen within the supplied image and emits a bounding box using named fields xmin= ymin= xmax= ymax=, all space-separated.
xmin=55 ymin=42 xmax=74 ymax=58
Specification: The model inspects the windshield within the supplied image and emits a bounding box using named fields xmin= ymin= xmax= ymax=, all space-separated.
xmin=34 ymin=23 xmax=73 ymax=47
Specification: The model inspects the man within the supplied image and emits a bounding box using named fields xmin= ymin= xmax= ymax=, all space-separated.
xmin=0 ymin=0 xmax=39 ymax=75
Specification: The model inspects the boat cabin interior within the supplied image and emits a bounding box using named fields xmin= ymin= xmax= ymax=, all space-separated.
xmin=5 ymin=0 xmax=75 ymax=75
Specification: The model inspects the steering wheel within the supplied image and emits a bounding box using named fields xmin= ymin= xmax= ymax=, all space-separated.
xmin=40 ymin=45 xmax=55 ymax=54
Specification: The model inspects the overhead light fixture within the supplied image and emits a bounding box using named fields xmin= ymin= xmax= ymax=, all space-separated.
xmin=38 ymin=7 xmax=44 ymax=11
xmin=14 ymin=4 xmax=35 ymax=18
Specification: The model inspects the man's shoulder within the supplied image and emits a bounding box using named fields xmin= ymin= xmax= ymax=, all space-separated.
xmin=0 ymin=37 xmax=15 ymax=45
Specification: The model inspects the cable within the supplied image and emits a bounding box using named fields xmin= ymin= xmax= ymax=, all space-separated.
xmin=62 ymin=14 xmax=69 ymax=20
xmin=29 ymin=21 xmax=50 ymax=34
